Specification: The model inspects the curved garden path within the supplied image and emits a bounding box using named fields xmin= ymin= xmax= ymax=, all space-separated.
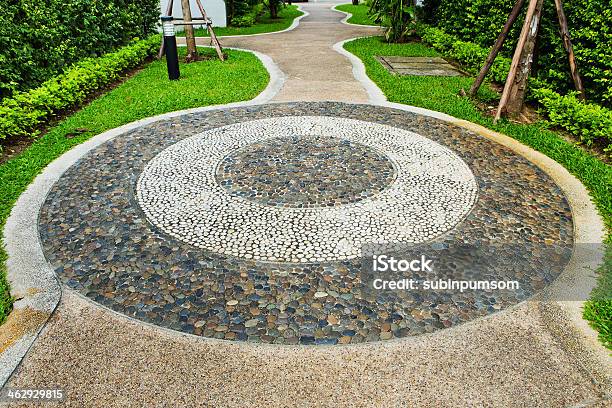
xmin=2 ymin=2 xmax=610 ymax=407
xmin=204 ymin=1 xmax=379 ymax=102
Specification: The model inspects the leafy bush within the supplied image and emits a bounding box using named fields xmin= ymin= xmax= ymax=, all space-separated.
xmin=226 ymin=0 xmax=265 ymax=27
xmin=532 ymin=88 xmax=612 ymax=151
xmin=369 ymin=0 xmax=417 ymax=42
xmin=423 ymin=0 xmax=612 ymax=106
xmin=0 ymin=35 xmax=161 ymax=144
xmin=418 ymin=25 xmax=612 ymax=152
xmin=419 ymin=26 xmax=511 ymax=83
xmin=0 ymin=0 xmax=160 ymax=101
xmin=264 ymin=0 xmax=284 ymax=19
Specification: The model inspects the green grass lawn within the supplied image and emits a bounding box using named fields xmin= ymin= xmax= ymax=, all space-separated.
xmin=178 ymin=5 xmax=303 ymax=37
xmin=335 ymin=3 xmax=377 ymax=26
xmin=345 ymin=36 xmax=612 ymax=349
xmin=0 ymin=47 xmax=269 ymax=324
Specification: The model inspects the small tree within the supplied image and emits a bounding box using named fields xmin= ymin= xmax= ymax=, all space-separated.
xmin=369 ymin=0 xmax=417 ymax=43
xmin=266 ymin=0 xmax=283 ymax=19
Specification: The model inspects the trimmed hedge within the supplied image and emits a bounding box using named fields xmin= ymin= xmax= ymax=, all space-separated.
xmin=418 ymin=25 xmax=612 ymax=152
xmin=532 ymin=88 xmax=612 ymax=152
xmin=0 ymin=0 xmax=160 ymax=100
xmin=424 ymin=0 xmax=612 ymax=107
xmin=0 ymin=35 xmax=161 ymax=145
xmin=419 ymin=26 xmax=511 ymax=83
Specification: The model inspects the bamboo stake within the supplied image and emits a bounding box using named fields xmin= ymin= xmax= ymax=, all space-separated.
xmin=554 ymin=0 xmax=585 ymax=100
xmin=495 ymin=0 xmax=543 ymax=122
xmin=469 ymin=0 xmax=525 ymax=97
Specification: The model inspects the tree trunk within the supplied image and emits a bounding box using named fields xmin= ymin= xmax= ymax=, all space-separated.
xmin=226 ymin=0 xmax=234 ymax=26
xmin=181 ymin=0 xmax=198 ymax=62
xmin=495 ymin=0 xmax=543 ymax=121
xmin=352 ymin=0 xmax=359 ymax=5
xmin=270 ymin=1 xmax=278 ymax=19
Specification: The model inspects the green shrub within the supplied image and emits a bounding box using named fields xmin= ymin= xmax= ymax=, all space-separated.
xmin=226 ymin=0 xmax=264 ymax=27
xmin=0 ymin=0 xmax=160 ymax=100
xmin=423 ymin=0 xmax=612 ymax=107
xmin=369 ymin=0 xmax=417 ymax=42
xmin=419 ymin=26 xmax=511 ymax=83
xmin=418 ymin=25 xmax=612 ymax=152
xmin=0 ymin=35 xmax=160 ymax=145
xmin=532 ymin=88 xmax=612 ymax=151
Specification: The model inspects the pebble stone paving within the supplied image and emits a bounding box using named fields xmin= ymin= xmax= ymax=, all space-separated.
xmin=38 ymin=102 xmax=573 ymax=345
xmin=136 ymin=116 xmax=478 ymax=262
xmin=216 ymin=134 xmax=396 ymax=209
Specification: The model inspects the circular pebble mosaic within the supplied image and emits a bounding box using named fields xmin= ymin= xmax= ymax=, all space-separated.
xmin=38 ymin=102 xmax=574 ymax=345
xmin=216 ymin=134 xmax=396 ymax=208
xmin=136 ymin=116 xmax=478 ymax=262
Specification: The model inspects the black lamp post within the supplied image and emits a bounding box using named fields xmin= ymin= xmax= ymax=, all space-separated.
xmin=161 ymin=16 xmax=180 ymax=80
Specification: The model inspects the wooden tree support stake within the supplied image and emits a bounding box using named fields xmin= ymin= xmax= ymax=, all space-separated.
xmin=469 ymin=0 xmax=525 ymax=97
xmin=554 ymin=0 xmax=585 ymax=100
xmin=194 ymin=0 xmax=225 ymax=61
xmin=495 ymin=0 xmax=544 ymax=123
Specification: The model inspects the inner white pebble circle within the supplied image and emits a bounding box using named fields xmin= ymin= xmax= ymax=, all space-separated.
xmin=136 ymin=116 xmax=478 ymax=263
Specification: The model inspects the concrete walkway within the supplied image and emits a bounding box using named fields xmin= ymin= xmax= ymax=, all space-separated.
xmin=206 ymin=2 xmax=379 ymax=102
xmin=2 ymin=2 xmax=610 ymax=407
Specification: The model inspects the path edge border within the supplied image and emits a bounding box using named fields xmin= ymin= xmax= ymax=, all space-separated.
xmin=335 ymin=35 xmax=611 ymax=373
xmin=0 ymin=47 xmax=285 ymax=387
xmin=333 ymin=3 xmax=380 ymax=28
xmin=197 ymin=4 xmax=309 ymax=39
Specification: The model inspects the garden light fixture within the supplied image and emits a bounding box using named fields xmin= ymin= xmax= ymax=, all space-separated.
xmin=161 ymin=15 xmax=180 ymax=80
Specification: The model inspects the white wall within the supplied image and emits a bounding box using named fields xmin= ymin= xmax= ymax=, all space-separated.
xmin=160 ymin=0 xmax=227 ymax=28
